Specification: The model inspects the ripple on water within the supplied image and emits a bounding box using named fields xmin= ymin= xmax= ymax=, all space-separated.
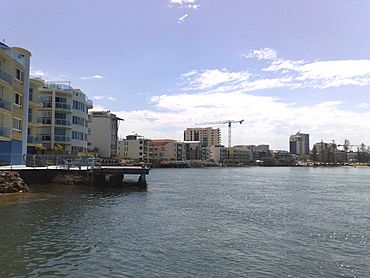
xmin=0 ymin=168 xmax=369 ymax=277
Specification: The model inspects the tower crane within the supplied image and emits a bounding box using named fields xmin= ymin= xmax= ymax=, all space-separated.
xmin=195 ymin=119 xmax=244 ymax=147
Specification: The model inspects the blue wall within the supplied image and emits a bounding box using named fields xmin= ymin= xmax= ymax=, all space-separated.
xmin=0 ymin=139 xmax=23 ymax=165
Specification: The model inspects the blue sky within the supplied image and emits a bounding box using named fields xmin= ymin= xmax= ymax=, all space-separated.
xmin=2 ymin=0 xmax=370 ymax=149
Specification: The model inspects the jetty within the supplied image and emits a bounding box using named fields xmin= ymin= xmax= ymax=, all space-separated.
xmin=0 ymin=163 xmax=150 ymax=189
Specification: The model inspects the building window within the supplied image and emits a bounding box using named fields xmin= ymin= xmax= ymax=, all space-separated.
xmin=14 ymin=93 xmax=22 ymax=106
xmin=72 ymin=131 xmax=85 ymax=141
xmin=12 ymin=118 xmax=22 ymax=131
xmin=15 ymin=68 xmax=24 ymax=83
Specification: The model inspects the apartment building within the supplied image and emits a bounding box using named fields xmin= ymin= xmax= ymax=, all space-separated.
xmin=87 ymin=111 xmax=123 ymax=157
xmin=149 ymin=139 xmax=186 ymax=162
xmin=184 ymin=127 xmax=221 ymax=147
xmin=226 ymin=146 xmax=251 ymax=163
xmin=0 ymin=42 xmax=31 ymax=164
xmin=27 ymin=78 xmax=43 ymax=153
xmin=209 ymin=145 xmax=227 ymax=163
xmin=118 ymin=134 xmax=150 ymax=162
xmin=289 ymin=132 xmax=310 ymax=156
xmin=37 ymin=81 xmax=92 ymax=153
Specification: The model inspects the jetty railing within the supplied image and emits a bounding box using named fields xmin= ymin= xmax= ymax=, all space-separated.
xmin=0 ymin=153 xmax=96 ymax=170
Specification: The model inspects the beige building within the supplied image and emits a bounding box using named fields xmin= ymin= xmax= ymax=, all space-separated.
xmin=183 ymin=127 xmax=221 ymax=147
xmin=0 ymin=42 xmax=31 ymax=164
xmin=149 ymin=139 xmax=186 ymax=162
xmin=87 ymin=111 xmax=123 ymax=157
xmin=27 ymin=78 xmax=44 ymax=153
xmin=118 ymin=134 xmax=150 ymax=162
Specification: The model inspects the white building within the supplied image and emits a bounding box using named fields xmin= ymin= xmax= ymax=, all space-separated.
xmin=37 ymin=81 xmax=92 ymax=153
xmin=87 ymin=111 xmax=123 ymax=157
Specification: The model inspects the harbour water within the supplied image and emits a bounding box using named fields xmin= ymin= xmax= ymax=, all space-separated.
xmin=0 ymin=167 xmax=369 ymax=277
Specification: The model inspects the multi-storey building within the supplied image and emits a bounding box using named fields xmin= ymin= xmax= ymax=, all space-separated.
xmin=37 ymin=81 xmax=92 ymax=153
xmin=149 ymin=139 xmax=186 ymax=162
xmin=183 ymin=127 xmax=221 ymax=147
xmin=87 ymin=111 xmax=123 ymax=157
xmin=118 ymin=134 xmax=150 ymax=162
xmin=27 ymin=78 xmax=43 ymax=153
xmin=226 ymin=146 xmax=251 ymax=163
xmin=289 ymin=132 xmax=310 ymax=156
xmin=0 ymin=42 xmax=31 ymax=164
xmin=209 ymin=145 xmax=227 ymax=163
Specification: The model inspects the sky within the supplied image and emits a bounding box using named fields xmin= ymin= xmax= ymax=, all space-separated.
xmin=2 ymin=0 xmax=370 ymax=149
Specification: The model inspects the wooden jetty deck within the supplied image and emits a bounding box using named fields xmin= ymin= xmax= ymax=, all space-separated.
xmin=0 ymin=165 xmax=150 ymax=189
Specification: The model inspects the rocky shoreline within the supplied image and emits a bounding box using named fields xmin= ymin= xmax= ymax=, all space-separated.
xmin=0 ymin=171 xmax=31 ymax=194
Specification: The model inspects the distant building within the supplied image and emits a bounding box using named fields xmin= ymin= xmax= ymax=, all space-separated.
xmin=0 ymin=42 xmax=31 ymax=164
xmin=312 ymin=141 xmax=346 ymax=163
xmin=209 ymin=145 xmax=227 ymax=163
xmin=289 ymin=132 xmax=310 ymax=156
xmin=118 ymin=134 xmax=150 ymax=162
xmin=184 ymin=127 xmax=221 ymax=147
xmin=87 ymin=111 xmax=123 ymax=157
xmin=235 ymin=144 xmax=271 ymax=162
xmin=183 ymin=141 xmax=202 ymax=160
xmin=149 ymin=139 xmax=186 ymax=162
xmin=37 ymin=81 xmax=92 ymax=153
xmin=226 ymin=146 xmax=251 ymax=163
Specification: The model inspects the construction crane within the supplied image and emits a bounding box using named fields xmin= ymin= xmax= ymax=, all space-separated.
xmin=337 ymin=140 xmax=367 ymax=152
xmin=195 ymin=120 xmax=244 ymax=147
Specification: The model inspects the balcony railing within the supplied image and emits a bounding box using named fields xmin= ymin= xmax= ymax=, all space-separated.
xmin=0 ymin=68 xmax=13 ymax=85
xmin=0 ymin=98 xmax=12 ymax=112
xmin=0 ymin=126 xmax=10 ymax=138
xmin=55 ymin=118 xmax=71 ymax=126
xmin=41 ymin=117 xmax=52 ymax=125
xmin=54 ymin=135 xmax=71 ymax=142
xmin=27 ymin=135 xmax=42 ymax=144
xmin=43 ymin=83 xmax=72 ymax=91
xmin=55 ymin=102 xmax=71 ymax=110
xmin=41 ymin=134 xmax=52 ymax=141
xmin=42 ymin=102 xmax=72 ymax=110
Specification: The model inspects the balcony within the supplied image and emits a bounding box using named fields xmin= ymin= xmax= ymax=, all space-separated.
xmin=0 ymin=98 xmax=12 ymax=112
xmin=55 ymin=118 xmax=71 ymax=126
xmin=27 ymin=135 xmax=42 ymax=144
xmin=87 ymin=99 xmax=93 ymax=109
xmin=0 ymin=126 xmax=10 ymax=138
xmin=0 ymin=68 xmax=13 ymax=86
xmin=43 ymin=83 xmax=72 ymax=91
xmin=55 ymin=102 xmax=71 ymax=110
xmin=41 ymin=134 xmax=52 ymax=141
xmin=54 ymin=135 xmax=71 ymax=143
xmin=40 ymin=117 xmax=52 ymax=125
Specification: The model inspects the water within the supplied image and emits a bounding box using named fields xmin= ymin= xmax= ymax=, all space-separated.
xmin=0 ymin=167 xmax=369 ymax=277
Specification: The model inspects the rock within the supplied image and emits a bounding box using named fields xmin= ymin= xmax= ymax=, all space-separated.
xmin=0 ymin=171 xmax=31 ymax=193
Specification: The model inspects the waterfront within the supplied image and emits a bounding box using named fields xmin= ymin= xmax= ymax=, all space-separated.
xmin=0 ymin=168 xmax=369 ymax=277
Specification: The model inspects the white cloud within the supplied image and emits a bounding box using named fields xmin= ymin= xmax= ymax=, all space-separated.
xmin=181 ymin=69 xmax=251 ymax=90
xmin=30 ymin=68 xmax=47 ymax=78
xmin=112 ymin=47 xmax=370 ymax=149
xmin=107 ymin=96 xmax=117 ymax=101
xmin=169 ymin=0 xmax=199 ymax=9
xmin=242 ymin=48 xmax=278 ymax=60
xmin=92 ymin=95 xmax=105 ymax=100
xmin=179 ymin=48 xmax=370 ymax=92
xmin=115 ymin=91 xmax=370 ymax=149
xmin=177 ymin=14 xmax=189 ymax=23
xmin=92 ymin=95 xmax=117 ymax=102
xmin=81 ymin=74 xmax=104 ymax=80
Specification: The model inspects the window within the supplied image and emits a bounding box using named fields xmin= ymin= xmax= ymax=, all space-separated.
xmin=12 ymin=118 xmax=22 ymax=131
xmin=72 ymin=131 xmax=85 ymax=140
xmin=14 ymin=93 xmax=22 ymax=106
xmin=29 ymin=88 xmax=33 ymax=101
xmin=15 ymin=68 xmax=24 ymax=82
xmin=73 ymin=100 xmax=85 ymax=112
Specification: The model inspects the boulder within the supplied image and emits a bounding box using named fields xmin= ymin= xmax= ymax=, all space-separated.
xmin=0 ymin=171 xmax=31 ymax=193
